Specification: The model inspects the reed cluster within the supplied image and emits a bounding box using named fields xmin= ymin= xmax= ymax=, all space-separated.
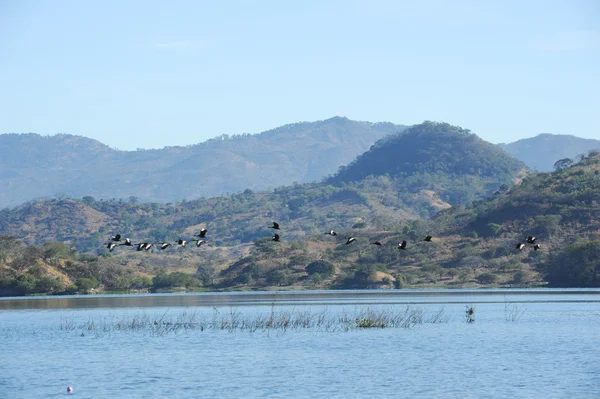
xmin=59 ymin=306 xmax=449 ymax=336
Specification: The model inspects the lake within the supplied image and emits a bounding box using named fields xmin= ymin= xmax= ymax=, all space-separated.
xmin=1 ymin=289 xmax=599 ymax=398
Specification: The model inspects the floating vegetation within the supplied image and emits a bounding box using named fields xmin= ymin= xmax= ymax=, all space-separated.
xmin=59 ymin=306 xmax=449 ymax=336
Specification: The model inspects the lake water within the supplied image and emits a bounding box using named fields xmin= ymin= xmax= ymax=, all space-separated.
xmin=1 ymin=289 xmax=599 ymax=398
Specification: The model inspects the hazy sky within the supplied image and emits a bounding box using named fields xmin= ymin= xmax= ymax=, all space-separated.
xmin=1 ymin=0 xmax=598 ymax=150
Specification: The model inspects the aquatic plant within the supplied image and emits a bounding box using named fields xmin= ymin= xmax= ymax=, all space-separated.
xmin=504 ymin=297 xmax=526 ymax=322
xmin=60 ymin=306 xmax=449 ymax=336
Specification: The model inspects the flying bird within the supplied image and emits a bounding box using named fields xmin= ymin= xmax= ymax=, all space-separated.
xmin=423 ymin=235 xmax=433 ymax=242
xmin=106 ymin=242 xmax=117 ymax=252
xmin=533 ymin=244 xmax=541 ymax=251
xmin=269 ymin=222 xmax=280 ymax=230
xmin=177 ymin=239 xmax=187 ymax=247
xmin=194 ymin=239 xmax=206 ymax=247
xmin=110 ymin=234 xmax=121 ymax=242
xmin=398 ymin=240 xmax=407 ymax=250
xmin=136 ymin=243 xmax=149 ymax=251
xmin=345 ymin=237 xmax=357 ymax=245
xmin=526 ymin=236 xmax=537 ymax=244
xmin=515 ymin=243 xmax=525 ymax=250
xmin=158 ymin=242 xmax=171 ymax=250
xmin=272 ymin=233 xmax=280 ymax=242
xmin=144 ymin=243 xmax=154 ymax=251
xmin=325 ymin=230 xmax=337 ymax=236
xmin=122 ymin=238 xmax=132 ymax=246
xmin=196 ymin=228 xmax=208 ymax=238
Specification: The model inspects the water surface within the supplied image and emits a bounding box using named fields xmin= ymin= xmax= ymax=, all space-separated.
xmin=1 ymin=289 xmax=599 ymax=398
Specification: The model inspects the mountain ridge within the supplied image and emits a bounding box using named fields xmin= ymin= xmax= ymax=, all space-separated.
xmin=498 ymin=133 xmax=600 ymax=172
xmin=3 ymin=118 xmax=599 ymax=209
xmin=0 ymin=117 xmax=405 ymax=208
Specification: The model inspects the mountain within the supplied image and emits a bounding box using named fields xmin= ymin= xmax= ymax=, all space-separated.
xmin=328 ymin=121 xmax=527 ymax=205
xmin=498 ymin=134 xmax=600 ymax=172
xmin=0 ymin=121 xmax=528 ymax=249
xmin=2 ymin=150 xmax=599 ymax=296
xmin=0 ymin=117 xmax=405 ymax=208
xmin=2 ymin=136 xmax=599 ymax=295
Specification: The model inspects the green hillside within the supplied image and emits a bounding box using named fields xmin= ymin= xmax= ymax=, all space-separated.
xmin=2 ymin=131 xmax=599 ymax=296
xmin=329 ymin=121 xmax=527 ymax=205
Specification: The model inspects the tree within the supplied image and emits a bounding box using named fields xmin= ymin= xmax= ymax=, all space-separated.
xmin=553 ymin=158 xmax=573 ymax=170
xmin=82 ymin=196 xmax=96 ymax=206
xmin=477 ymin=272 xmax=497 ymax=285
xmin=75 ymin=277 xmax=100 ymax=293
xmin=35 ymin=275 xmax=65 ymax=293
xmin=308 ymin=273 xmax=323 ymax=287
xmin=535 ymin=214 xmax=562 ymax=238
xmin=196 ymin=264 xmax=215 ymax=286
xmin=41 ymin=241 xmax=74 ymax=263
xmin=265 ymin=269 xmax=289 ymax=286
xmin=305 ymin=260 xmax=335 ymax=277
xmin=486 ymin=223 xmax=503 ymax=237
xmin=13 ymin=273 xmax=38 ymax=294
xmin=544 ymin=239 xmax=600 ymax=287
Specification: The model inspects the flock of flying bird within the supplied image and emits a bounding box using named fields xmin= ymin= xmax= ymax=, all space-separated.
xmin=105 ymin=222 xmax=541 ymax=254
xmin=105 ymin=228 xmax=209 ymax=252
xmin=515 ymin=236 xmax=542 ymax=251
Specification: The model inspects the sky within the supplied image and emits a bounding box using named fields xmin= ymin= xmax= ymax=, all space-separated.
xmin=0 ymin=0 xmax=598 ymax=150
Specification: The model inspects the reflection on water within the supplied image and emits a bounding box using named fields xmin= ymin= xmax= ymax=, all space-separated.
xmin=1 ymin=288 xmax=599 ymax=310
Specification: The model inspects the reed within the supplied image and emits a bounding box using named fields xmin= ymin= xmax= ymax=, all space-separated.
xmin=504 ymin=297 xmax=526 ymax=322
xmin=60 ymin=305 xmax=449 ymax=336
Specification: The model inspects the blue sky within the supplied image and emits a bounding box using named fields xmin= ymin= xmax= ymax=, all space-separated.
xmin=1 ymin=0 xmax=598 ymax=150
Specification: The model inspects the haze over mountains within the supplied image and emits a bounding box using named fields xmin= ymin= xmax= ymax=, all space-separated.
xmin=1 ymin=117 xmax=598 ymax=209
xmin=0 ymin=117 xmax=403 ymax=208
xmin=498 ymin=134 xmax=600 ymax=172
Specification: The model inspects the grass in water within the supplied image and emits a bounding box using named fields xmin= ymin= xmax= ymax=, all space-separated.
xmin=504 ymin=297 xmax=526 ymax=322
xmin=60 ymin=306 xmax=449 ymax=336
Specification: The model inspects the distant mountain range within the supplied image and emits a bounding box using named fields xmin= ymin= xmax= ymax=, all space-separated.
xmin=0 ymin=117 xmax=404 ymax=208
xmin=498 ymin=134 xmax=600 ymax=172
xmin=1 ymin=118 xmax=599 ymax=209
xmin=0 ymin=121 xmax=527 ymax=250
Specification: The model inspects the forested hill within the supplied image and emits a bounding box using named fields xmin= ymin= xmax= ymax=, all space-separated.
xmin=498 ymin=134 xmax=600 ymax=172
xmin=328 ymin=121 xmax=527 ymax=205
xmin=1 ymin=151 xmax=599 ymax=296
xmin=431 ymin=151 xmax=600 ymax=287
xmin=0 ymin=117 xmax=404 ymax=208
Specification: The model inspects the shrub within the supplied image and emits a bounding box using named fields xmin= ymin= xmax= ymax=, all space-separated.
xmin=152 ymin=272 xmax=199 ymax=289
xmin=305 ymin=260 xmax=335 ymax=277
xmin=265 ymin=270 xmax=290 ymax=286
xmin=477 ymin=272 xmax=497 ymax=285
xmin=35 ymin=276 xmax=65 ymax=293
xmin=543 ymin=239 xmax=600 ymax=287
xmin=75 ymin=277 xmax=100 ymax=292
